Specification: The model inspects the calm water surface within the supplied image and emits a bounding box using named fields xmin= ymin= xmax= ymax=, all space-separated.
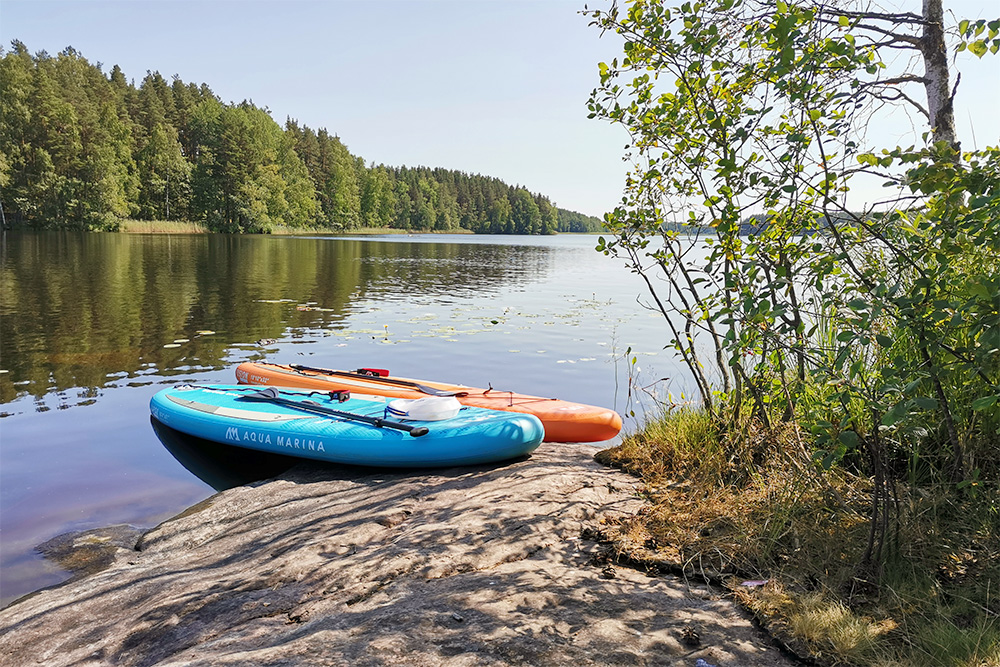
xmin=0 ymin=231 xmax=685 ymax=607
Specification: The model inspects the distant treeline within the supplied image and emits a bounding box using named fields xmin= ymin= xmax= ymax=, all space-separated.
xmin=0 ymin=42 xmax=606 ymax=234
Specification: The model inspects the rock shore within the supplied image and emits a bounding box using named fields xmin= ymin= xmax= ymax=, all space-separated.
xmin=0 ymin=444 xmax=797 ymax=666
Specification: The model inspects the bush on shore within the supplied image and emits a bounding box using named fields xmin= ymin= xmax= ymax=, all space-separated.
xmin=597 ymin=406 xmax=998 ymax=667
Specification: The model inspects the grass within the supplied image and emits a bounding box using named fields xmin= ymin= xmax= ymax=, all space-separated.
xmin=595 ymin=407 xmax=999 ymax=666
xmin=120 ymin=219 xmax=209 ymax=234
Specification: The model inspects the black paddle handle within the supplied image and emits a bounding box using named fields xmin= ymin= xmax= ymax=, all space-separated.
xmin=240 ymin=387 xmax=429 ymax=437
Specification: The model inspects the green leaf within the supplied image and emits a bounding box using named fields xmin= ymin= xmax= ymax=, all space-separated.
xmin=838 ymin=431 xmax=860 ymax=448
xmin=820 ymin=452 xmax=839 ymax=470
xmin=847 ymin=299 xmax=869 ymax=311
xmin=882 ymin=402 xmax=907 ymax=426
xmin=971 ymin=395 xmax=999 ymax=411
xmin=913 ymin=397 xmax=939 ymax=410
xmin=875 ymin=334 xmax=894 ymax=347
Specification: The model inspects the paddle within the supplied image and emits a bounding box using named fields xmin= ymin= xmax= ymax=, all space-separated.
xmin=239 ymin=387 xmax=429 ymax=437
xmin=288 ymin=364 xmax=469 ymax=397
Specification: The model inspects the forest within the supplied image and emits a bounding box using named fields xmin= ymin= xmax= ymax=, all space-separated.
xmin=0 ymin=42 xmax=605 ymax=234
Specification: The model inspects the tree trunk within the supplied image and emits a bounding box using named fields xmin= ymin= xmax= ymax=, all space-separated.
xmin=922 ymin=0 xmax=958 ymax=148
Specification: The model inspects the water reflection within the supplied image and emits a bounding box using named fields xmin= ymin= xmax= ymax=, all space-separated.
xmin=150 ymin=417 xmax=298 ymax=491
xmin=1 ymin=231 xmax=677 ymax=608
xmin=0 ymin=232 xmax=553 ymax=405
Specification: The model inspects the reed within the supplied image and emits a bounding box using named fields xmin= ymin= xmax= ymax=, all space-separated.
xmin=120 ymin=220 xmax=209 ymax=234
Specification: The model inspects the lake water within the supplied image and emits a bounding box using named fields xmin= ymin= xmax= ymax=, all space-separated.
xmin=0 ymin=231 xmax=688 ymax=607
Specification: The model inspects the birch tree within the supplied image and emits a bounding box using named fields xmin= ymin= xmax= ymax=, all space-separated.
xmin=588 ymin=0 xmax=999 ymax=563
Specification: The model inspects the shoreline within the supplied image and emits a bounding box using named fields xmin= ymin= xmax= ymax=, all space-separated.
xmin=3 ymin=221 xmax=591 ymax=236
xmin=0 ymin=444 xmax=798 ymax=667
xmin=117 ymin=220 xmax=483 ymax=235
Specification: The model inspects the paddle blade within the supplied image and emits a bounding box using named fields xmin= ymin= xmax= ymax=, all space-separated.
xmin=244 ymin=386 xmax=280 ymax=400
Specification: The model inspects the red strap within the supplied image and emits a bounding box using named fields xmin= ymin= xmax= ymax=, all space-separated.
xmin=356 ymin=367 xmax=389 ymax=377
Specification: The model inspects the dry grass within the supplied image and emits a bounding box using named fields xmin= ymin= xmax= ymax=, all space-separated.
xmin=595 ymin=408 xmax=999 ymax=667
xmin=732 ymin=584 xmax=897 ymax=665
xmin=120 ymin=220 xmax=209 ymax=234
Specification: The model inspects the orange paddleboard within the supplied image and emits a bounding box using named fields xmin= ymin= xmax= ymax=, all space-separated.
xmin=235 ymin=362 xmax=622 ymax=443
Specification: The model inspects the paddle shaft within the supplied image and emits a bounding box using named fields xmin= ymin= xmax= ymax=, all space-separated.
xmin=239 ymin=388 xmax=429 ymax=437
xmin=288 ymin=364 xmax=468 ymax=397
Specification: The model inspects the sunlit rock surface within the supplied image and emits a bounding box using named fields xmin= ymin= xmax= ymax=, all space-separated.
xmin=0 ymin=445 xmax=796 ymax=666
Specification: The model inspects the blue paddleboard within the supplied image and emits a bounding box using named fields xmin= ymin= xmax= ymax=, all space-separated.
xmin=150 ymin=384 xmax=544 ymax=468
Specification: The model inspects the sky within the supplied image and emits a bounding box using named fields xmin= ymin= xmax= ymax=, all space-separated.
xmin=1 ymin=0 xmax=998 ymax=218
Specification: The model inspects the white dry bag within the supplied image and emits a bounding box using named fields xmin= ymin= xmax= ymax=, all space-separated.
xmin=386 ymin=396 xmax=462 ymax=421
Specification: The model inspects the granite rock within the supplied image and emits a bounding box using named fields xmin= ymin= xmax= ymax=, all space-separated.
xmin=0 ymin=444 xmax=797 ymax=666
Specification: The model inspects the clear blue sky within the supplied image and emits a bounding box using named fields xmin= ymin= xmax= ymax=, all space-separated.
xmin=2 ymin=0 xmax=997 ymax=218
